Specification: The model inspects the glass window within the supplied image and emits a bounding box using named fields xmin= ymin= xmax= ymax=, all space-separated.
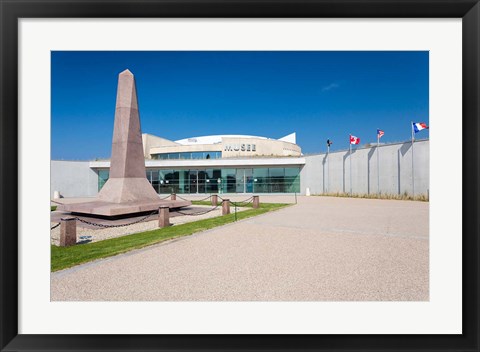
xmin=98 ymin=169 xmax=109 ymax=191
xmin=191 ymin=152 xmax=203 ymax=159
xmin=244 ymin=169 xmax=254 ymax=193
xmin=284 ymin=167 xmax=299 ymax=178
xmin=253 ymin=168 xmax=268 ymax=178
xmin=158 ymin=169 xmax=174 ymax=193
xmin=150 ymin=170 xmax=160 ymax=193
xmin=221 ymin=168 xmax=236 ymax=193
xmin=269 ymin=168 xmax=284 ymax=178
xmin=269 ymin=168 xmax=285 ymax=192
xmin=197 ymin=170 xmax=206 ymax=181
xmin=151 ymin=151 xmax=221 ymax=160
xmin=159 ymin=169 xmax=172 ymax=180
xmin=213 ymin=169 xmax=221 ymax=179
xmin=197 ymin=170 xmax=206 ymax=194
xmin=205 ymin=168 xmax=214 ymax=180
xmin=284 ymin=167 xmax=300 ymax=193
xmin=204 ymin=168 xmax=222 ymax=193
xmin=235 ymin=169 xmax=245 ymax=193
xmin=145 ymin=166 xmax=300 ymax=194
xmin=252 ymin=168 xmax=268 ymax=193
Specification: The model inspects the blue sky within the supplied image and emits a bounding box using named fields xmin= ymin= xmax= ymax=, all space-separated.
xmin=51 ymin=51 xmax=429 ymax=160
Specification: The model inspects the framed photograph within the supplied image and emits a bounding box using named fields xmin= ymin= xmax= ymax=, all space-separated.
xmin=1 ymin=0 xmax=478 ymax=351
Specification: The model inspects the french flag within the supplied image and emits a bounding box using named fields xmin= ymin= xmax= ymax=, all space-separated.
xmin=413 ymin=122 xmax=428 ymax=133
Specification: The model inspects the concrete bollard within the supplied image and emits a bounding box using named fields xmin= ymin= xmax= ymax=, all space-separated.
xmin=60 ymin=218 xmax=77 ymax=247
xmin=253 ymin=195 xmax=260 ymax=208
xmin=211 ymin=194 xmax=218 ymax=206
xmin=222 ymin=199 xmax=230 ymax=215
xmin=171 ymin=193 xmax=176 ymax=201
xmin=158 ymin=206 xmax=170 ymax=228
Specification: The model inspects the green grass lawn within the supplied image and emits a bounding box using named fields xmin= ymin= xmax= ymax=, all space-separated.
xmin=191 ymin=200 xmax=254 ymax=207
xmin=51 ymin=203 xmax=289 ymax=272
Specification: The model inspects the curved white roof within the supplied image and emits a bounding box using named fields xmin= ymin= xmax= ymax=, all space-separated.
xmin=175 ymin=135 xmax=269 ymax=145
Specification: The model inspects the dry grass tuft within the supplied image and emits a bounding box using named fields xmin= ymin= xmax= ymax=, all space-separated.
xmin=316 ymin=192 xmax=429 ymax=202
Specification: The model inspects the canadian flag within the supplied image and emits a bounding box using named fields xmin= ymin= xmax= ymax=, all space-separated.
xmin=350 ymin=135 xmax=360 ymax=145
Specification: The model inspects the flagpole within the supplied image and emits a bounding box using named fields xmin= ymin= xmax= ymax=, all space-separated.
xmin=349 ymin=136 xmax=352 ymax=195
xmin=377 ymin=131 xmax=380 ymax=195
xmin=411 ymin=121 xmax=415 ymax=197
xmin=327 ymin=143 xmax=330 ymax=194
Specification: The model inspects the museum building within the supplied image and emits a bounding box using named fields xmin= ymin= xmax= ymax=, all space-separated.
xmin=91 ymin=132 xmax=304 ymax=195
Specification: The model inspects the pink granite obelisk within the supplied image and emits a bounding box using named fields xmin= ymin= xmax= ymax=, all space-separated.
xmin=97 ymin=69 xmax=159 ymax=203
xmin=57 ymin=69 xmax=190 ymax=216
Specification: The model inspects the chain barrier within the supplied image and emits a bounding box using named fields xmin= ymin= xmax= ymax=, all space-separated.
xmin=215 ymin=196 xmax=255 ymax=207
xmin=159 ymin=194 xmax=172 ymax=200
xmin=194 ymin=195 xmax=213 ymax=202
xmin=175 ymin=204 xmax=220 ymax=216
xmin=175 ymin=194 xmax=191 ymax=201
xmin=51 ymin=195 xmax=254 ymax=229
xmin=175 ymin=194 xmax=213 ymax=202
xmin=230 ymin=196 xmax=254 ymax=207
xmin=67 ymin=209 xmax=158 ymax=229
xmin=217 ymin=196 xmax=253 ymax=204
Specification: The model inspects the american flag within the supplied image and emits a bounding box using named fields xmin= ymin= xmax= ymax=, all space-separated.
xmin=377 ymin=129 xmax=385 ymax=138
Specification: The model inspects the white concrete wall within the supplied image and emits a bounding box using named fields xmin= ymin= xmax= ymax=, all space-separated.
xmin=50 ymin=160 xmax=98 ymax=198
xmin=142 ymin=133 xmax=180 ymax=159
xmin=51 ymin=140 xmax=429 ymax=198
xmin=301 ymin=140 xmax=429 ymax=196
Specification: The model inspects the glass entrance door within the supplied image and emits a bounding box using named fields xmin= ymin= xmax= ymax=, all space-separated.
xmin=188 ymin=170 xmax=198 ymax=194
xmin=197 ymin=170 xmax=206 ymax=193
xmin=235 ymin=169 xmax=244 ymax=193
xmin=244 ymin=169 xmax=253 ymax=193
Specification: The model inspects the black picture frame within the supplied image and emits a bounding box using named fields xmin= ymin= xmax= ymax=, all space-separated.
xmin=1 ymin=1 xmax=478 ymax=351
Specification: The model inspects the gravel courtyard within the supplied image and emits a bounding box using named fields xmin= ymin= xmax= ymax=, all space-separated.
xmin=51 ymin=196 xmax=429 ymax=301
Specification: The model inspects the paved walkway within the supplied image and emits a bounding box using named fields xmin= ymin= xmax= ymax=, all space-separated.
xmin=51 ymin=196 xmax=429 ymax=301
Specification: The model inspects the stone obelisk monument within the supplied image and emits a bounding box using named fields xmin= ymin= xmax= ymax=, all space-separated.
xmin=59 ymin=70 xmax=190 ymax=216
xmin=97 ymin=69 xmax=159 ymax=203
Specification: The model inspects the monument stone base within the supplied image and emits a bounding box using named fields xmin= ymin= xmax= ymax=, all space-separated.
xmin=58 ymin=199 xmax=191 ymax=217
xmin=98 ymin=178 xmax=160 ymax=203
